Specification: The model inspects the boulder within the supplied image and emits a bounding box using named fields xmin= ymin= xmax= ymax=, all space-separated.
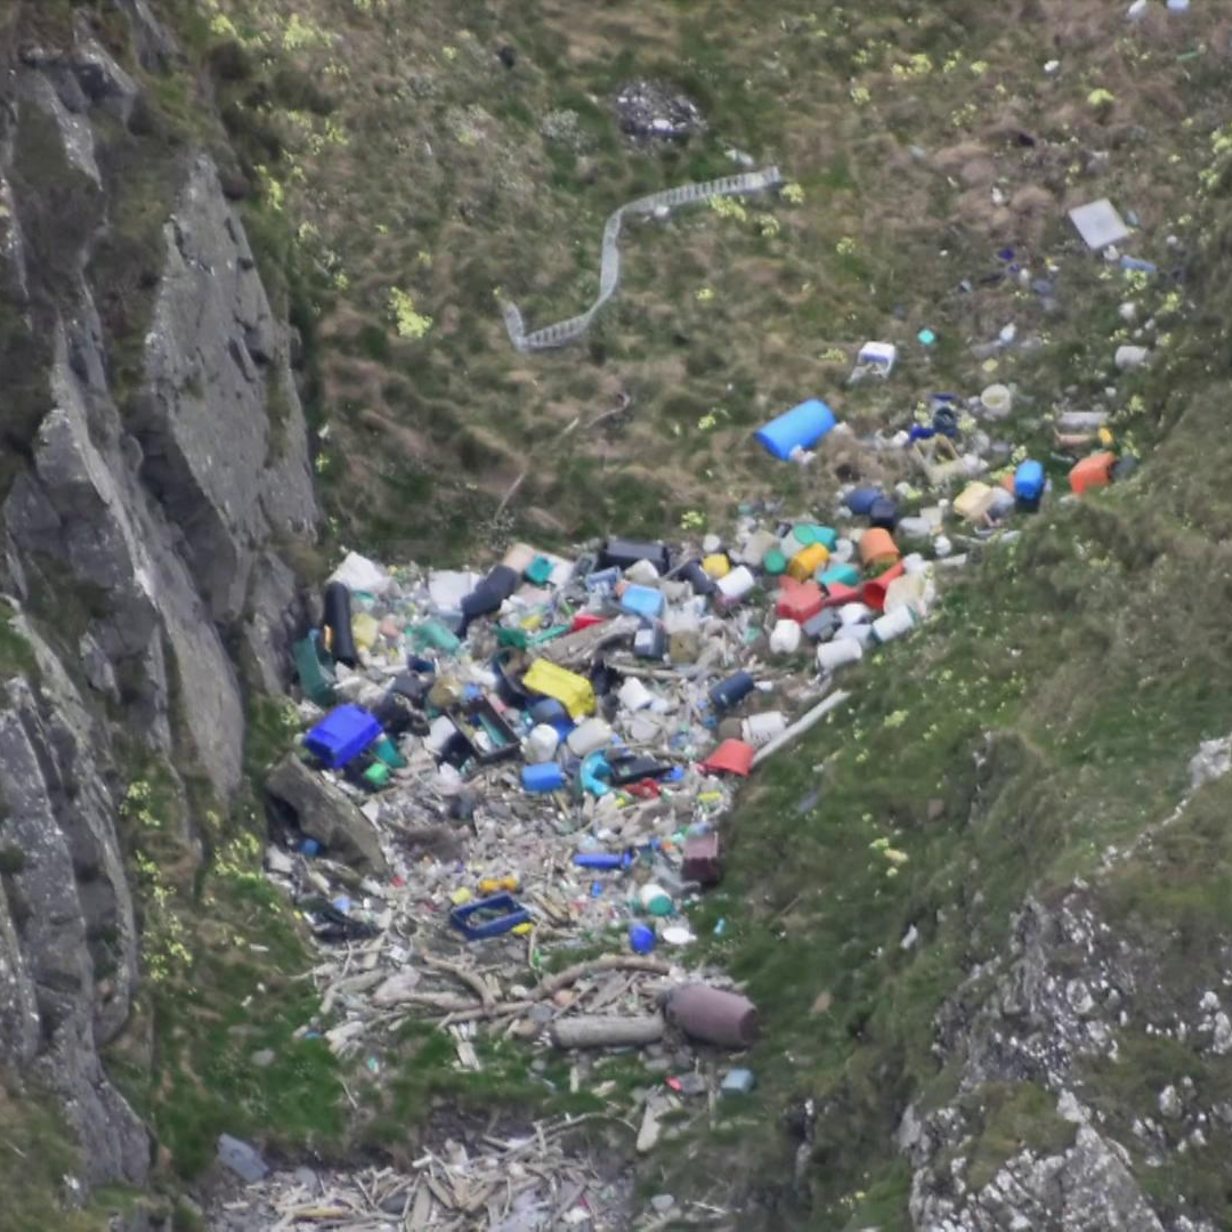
xmin=265 ymin=756 xmax=388 ymax=876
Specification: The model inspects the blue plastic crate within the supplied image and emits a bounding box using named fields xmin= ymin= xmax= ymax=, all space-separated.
xmin=304 ymin=705 xmax=382 ymax=769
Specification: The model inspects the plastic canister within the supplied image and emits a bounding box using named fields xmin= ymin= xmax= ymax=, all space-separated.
xmin=788 ymin=543 xmax=829 ymax=582
xmin=838 ymin=602 xmax=874 ymax=626
xmin=322 ymin=581 xmax=359 ymax=667
xmin=633 ymin=623 xmax=667 ymax=659
xmin=522 ymin=762 xmax=565 ymax=792
xmin=620 ymin=584 xmax=665 ymax=620
xmin=835 ymin=622 xmax=875 ymax=648
xmin=618 ymin=676 xmax=654 ymax=711
xmin=754 ymin=398 xmax=837 ymax=460
xmin=858 ymin=528 xmax=900 ymax=568
xmin=1014 ymin=459 xmax=1045 ymax=508
xmin=742 ymin=711 xmax=787 ymax=746
xmin=702 ymin=553 xmax=731 ymax=579
xmin=567 ymin=717 xmax=613 ymax=757
xmin=980 ymin=383 xmax=1013 ymax=418
xmin=639 ymin=883 xmax=674 ymax=916
xmin=896 ymin=515 xmax=932 ymax=541
xmin=629 ymin=923 xmax=656 ymax=954
xmin=666 ymin=984 xmax=759 ymax=1047
xmin=715 ymin=565 xmax=756 ymax=607
xmin=795 ymin=524 xmax=839 ymax=551
xmin=819 ymin=563 xmax=860 ymax=589
xmin=868 ymin=497 xmax=898 ymax=531
xmin=710 ymin=671 xmax=755 ymax=711
xmin=523 ymin=724 xmax=560 ymax=764
xmin=769 ymin=619 xmax=802 ymax=655
xmin=872 ymin=606 xmax=918 ymax=644
xmin=845 ymin=487 xmax=882 ymax=516
xmin=680 ymin=559 xmax=717 ymax=596
xmin=863 ymin=562 xmax=905 ymax=612
xmin=817 ymin=639 xmax=864 ymax=672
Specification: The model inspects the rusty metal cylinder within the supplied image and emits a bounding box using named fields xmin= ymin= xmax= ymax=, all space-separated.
xmin=666 ymin=985 xmax=758 ymax=1048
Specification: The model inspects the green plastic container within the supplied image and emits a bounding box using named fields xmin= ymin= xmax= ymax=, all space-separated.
xmin=373 ymin=736 xmax=406 ymax=769
xmin=293 ymin=637 xmax=336 ymax=707
xmin=362 ymin=762 xmax=392 ymax=789
xmin=411 ymin=620 xmax=461 ymax=654
xmin=524 ymin=555 xmax=554 ymax=585
xmin=763 ymin=549 xmax=787 ymax=576
xmin=819 ymin=563 xmax=860 ymax=588
xmin=795 ymin=524 xmax=839 ymax=551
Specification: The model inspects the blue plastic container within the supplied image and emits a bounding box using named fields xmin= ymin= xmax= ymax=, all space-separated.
xmin=522 ymin=762 xmax=565 ymax=792
xmin=620 ymin=585 xmax=665 ymax=620
xmin=574 ymin=850 xmax=633 ymax=870
xmin=754 ymin=399 xmax=837 ymax=461
xmin=304 ymin=705 xmax=381 ymax=769
xmin=1014 ymin=459 xmax=1045 ymax=506
xmin=869 ymin=497 xmax=898 ymax=530
xmin=629 ymin=923 xmax=656 ymax=954
xmin=845 ymin=487 xmax=882 ymax=516
xmin=709 ymin=670 xmax=755 ymax=711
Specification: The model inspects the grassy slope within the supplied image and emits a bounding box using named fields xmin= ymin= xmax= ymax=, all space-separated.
xmin=179 ymin=0 xmax=1225 ymax=560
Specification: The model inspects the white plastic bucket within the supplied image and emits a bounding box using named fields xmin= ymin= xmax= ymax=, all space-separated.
xmin=769 ymin=619 xmax=802 ymax=655
xmin=715 ymin=565 xmax=756 ymax=606
xmin=742 ymin=711 xmax=788 ymax=747
xmin=817 ymin=639 xmax=864 ymax=672
xmin=872 ymin=606 xmax=918 ymax=644
xmin=980 ymin=384 xmax=1013 ymax=418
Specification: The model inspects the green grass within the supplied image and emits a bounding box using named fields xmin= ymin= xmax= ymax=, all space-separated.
xmin=0 ymin=1087 xmax=158 ymax=1232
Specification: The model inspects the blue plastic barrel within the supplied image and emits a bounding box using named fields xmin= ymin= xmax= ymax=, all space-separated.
xmin=845 ymin=487 xmax=882 ymax=516
xmin=754 ymin=399 xmax=837 ymax=461
xmin=709 ymin=670 xmax=755 ymax=711
xmin=522 ymin=762 xmax=565 ymax=792
xmin=1014 ymin=459 xmax=1045 ymax=507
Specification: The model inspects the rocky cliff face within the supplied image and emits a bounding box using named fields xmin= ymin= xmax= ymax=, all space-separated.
xmin=0 ymin=2 xmax=317 ymax=1191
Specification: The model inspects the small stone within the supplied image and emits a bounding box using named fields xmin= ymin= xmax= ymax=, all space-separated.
xmin=1159 ymin=1085 xmax=1183 ymax=1120
xmin=650 ymin=1194 xmax=675 ymax=1213
xmin=250 ymin=1048 xmax=276 ymax=1069
xmin=1214 ymin=1012 xmax=1232 ymax=1055
xmin=1066 ymin=978 xmax=1096 ymax=1017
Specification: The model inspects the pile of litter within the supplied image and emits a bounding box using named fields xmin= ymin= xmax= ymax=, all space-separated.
xmin=209 ymin=1118 xmax=633 ymax=1230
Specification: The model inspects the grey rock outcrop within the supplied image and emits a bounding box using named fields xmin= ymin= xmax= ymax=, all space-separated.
xmin=0 ymin=10 xmax=318 ymax=1200
xmin=0 ymin=622 xmax=146 ymax=1185
xmin=265 ymin=756 xmax=388 ymax=877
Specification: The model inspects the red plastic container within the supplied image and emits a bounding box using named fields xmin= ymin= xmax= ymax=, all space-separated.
xmin=776 ymin=580 xmax=824 ymax=624
xmin=820 ymin=581 xmax=861 ymax=609
xmin=863 ymin=561 xmax=906 ymax=612
xmin=699 ymin=739 xmax=755 ymax=777
xmin=1069 ymin=452 xmax=1115 ymax=496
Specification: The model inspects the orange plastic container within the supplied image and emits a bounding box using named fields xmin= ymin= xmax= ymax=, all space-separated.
xmin=787 ymin=543 xmax=829 ymax=582
xmin=863 ymin=561 xmax=906 ymax=612
xmin=859 ymin=527 xmax=900 ymax=568
xmin=1069 ymin=452 xmax=1116 ymax=496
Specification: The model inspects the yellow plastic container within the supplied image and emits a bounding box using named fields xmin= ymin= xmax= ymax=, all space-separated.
xmin=788 ymin=543 xmax=829 ymax=582
xmin=351 ymin=612 xmax=379 ymax=650
xmin=702 ymin=553 xmax=732 ymax=580
xmin=954 ymin=482 xmax=997 ymax=523
xmin=523 ymin=659 xmax=596 ymax=719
